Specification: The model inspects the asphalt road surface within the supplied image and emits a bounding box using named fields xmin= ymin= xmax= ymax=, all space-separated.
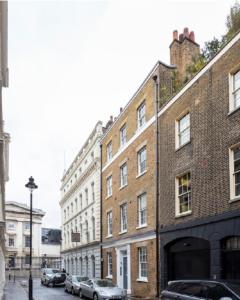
xmin=32 ymin=280 xmax=80 ymax=300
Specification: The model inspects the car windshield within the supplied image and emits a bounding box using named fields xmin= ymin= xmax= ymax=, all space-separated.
xmin=225 ymin=282 xmax=240 ymax=296
xmin=46 ymin=269 xmax=59 ymax=274
xmin=95 ymin=280 xmax=115 ymax=287
xmin=72 ymin=276 xmax=88 ymax=282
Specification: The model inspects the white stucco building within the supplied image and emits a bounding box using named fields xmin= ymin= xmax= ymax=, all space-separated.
xmin=60 ymin=121 xmax=104 ymax=277
xmin=5 ymin=202 xmax=45 ymax=268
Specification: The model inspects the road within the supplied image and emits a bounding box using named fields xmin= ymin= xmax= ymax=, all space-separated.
xmin=32 ymin=280 xmax=80 ymax=300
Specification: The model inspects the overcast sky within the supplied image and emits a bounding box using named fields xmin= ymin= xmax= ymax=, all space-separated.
xmin=3 ymin=0 xmax=235 ymax=228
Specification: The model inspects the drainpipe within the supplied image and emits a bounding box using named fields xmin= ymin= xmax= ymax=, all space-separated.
xmin=152 ymin=74 xmax=160 ymax=297
xmin=100 ymin=144 xmax=103 ymax=278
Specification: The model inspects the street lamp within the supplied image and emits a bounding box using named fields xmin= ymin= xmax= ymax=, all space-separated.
xmin=25 ymin=176 xmax=38 ymax=300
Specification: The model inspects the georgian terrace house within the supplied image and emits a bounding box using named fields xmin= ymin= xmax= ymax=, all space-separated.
xmin=157 ymin=30 xmax=240 ymax=288
xmin=101 ymin=28 xmax=200 ymax=298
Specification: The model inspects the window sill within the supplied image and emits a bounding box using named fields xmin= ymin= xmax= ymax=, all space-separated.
xmin=119 ymin=230 xmax=127 ymax=235
xmin=136 ymin=278 xmax=148 ymax=283
xmin=175 ymin=211 xmax=192 ymax=218
xmin=136 ymin=224 xmax=147 ymax=230
xmin=229 ymin=196 xmax=240 ymax=203
xmin=228 ymin=105 xmax=240 ymax=116
xmin=119 ymin=184 xmax=128 ymax=191
xmin=106 ymin=234 xmax=113 ymax=239
xmin=136 ymin=170 xmax=147 ymax=179
xmin=106 ymin=275 xmax=113 ymax=279
xmin=105 ymin=195 xmax=112 ymax=200
xmin=175 ymin=140 xmax=191 ymax=152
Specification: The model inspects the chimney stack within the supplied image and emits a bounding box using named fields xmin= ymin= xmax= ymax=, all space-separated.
xmin=173 ymin=30 xmax=178 ymax=41
xmin=170 ymin=27 xmax=200 ymax=83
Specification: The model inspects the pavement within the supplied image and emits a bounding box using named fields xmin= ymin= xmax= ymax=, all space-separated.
xmin=3 ymin=280 xmax=28 ymax=300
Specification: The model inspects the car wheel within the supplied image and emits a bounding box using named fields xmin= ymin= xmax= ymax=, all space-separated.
xmin=93 ymin=293 xmax=98 ymax=300
xmin=79 ymin=289 xmax=84 ymax=298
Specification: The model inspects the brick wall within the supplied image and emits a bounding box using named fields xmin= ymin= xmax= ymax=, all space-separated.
xmin=159 ymin=38 xmax=240 ymax=228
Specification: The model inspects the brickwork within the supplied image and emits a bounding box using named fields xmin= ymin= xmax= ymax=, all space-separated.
xmin=159 ymin=38 xmax=240 ymax=228
xmin=102 ymin=239 xmax=156 ymax=298
xmin=101 ymin=68 xmax=160 ymax=297
xmin=170 ymin=28 xmax=200 ymax=83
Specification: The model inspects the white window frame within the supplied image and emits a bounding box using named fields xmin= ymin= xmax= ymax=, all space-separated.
xmin=107 ymin=141 xmax=113 ymax=162
xmin=107 ymin=252 xmax=113 ymax=278
xmin=24 ymin=222 xmax=30 ymax=230
xmin=8 ymin=237 xmax=15 ymax=247
xmin=138 ymin=247 xmax=148 ymax=281
xmin=120 ymin=124 xmax=127 ymax=147
xmin=91 ymin=182 xmax=95 ymax=202
xmin=137 ymin=101 xmax=146 ymax=129
xmin=106 ymin=176 xmax=112 ymax=198
xmin=85 ymin=188 xmax=88 ymax=206
xmin=7 ymin=222 xmax=16 ymax=230
xmin=137 ymin=193 xmax=147 ymax=227
xmin=176 ymin=112 xmax=190 ymax=149
xmin=120 ymin=163 xmax=128 ymax=188
xmin=137 ymin=146 xmax=147 ymax=175
xmin=229 ymin=145 xmax=240 ymax=201
xmin=175 ymin=172 xmax=192 ymax=216
xmin=92 ymin=217 xmax=95 ymax=240
xmin=120 ymin=203 xmax=127 ymax=233
xmin=107 ymin=211 xmax=113 ymax=237
xmin=229 ymin=70 xmax=240 ymax=112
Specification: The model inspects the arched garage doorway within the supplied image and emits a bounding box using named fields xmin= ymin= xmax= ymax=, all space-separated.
xmin=167 ymin=237 xmax=210 ymax=280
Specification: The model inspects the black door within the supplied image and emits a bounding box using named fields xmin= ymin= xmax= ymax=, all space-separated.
xmin=222 ymin=236 xmax=240 ymax=280
xmin=168 ymin=237 xmax=210 ymax=280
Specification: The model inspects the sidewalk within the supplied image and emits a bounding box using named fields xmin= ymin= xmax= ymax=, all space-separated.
xmin=3 ymin=280 xmax=28 ymax=300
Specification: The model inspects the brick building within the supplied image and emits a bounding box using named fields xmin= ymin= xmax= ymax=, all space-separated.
xmin=101 ymin=27 xmax=240 ymax=296
xmin=158 ymin=30 xmax=240 ymax=288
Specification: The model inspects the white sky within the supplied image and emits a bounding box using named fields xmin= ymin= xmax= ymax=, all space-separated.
xmin=3 ymin=0 xmax=235 ymax=228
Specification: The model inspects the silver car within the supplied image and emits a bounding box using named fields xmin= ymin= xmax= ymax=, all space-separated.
xmin=79 ymin=279 xmax=127 ymax=300
xmin=64 ymin=275 xmax=89 ymax=295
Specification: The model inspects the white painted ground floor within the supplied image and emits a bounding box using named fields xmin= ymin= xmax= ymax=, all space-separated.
xmin=62 ymin=243 xmax=101 ymax=278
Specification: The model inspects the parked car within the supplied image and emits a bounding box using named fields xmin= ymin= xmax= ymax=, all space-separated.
xmin=41 ymin=268 xmax=66 ymax=287
xmin=79 ymin=278 xmax=127 ymax=300
xmin=64 ymin=275 xmax=89 ymax=295
xmin=160 ymin=280 xmax=240 ymax=300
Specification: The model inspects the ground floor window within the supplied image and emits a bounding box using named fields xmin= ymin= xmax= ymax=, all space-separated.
xmin=138 ymin=247 xmax=148 ymax=281
xmin=107 ymin=252 xmax=113 ymax=277
xmin=25 ymin=255 xmax=30 ymax=265
xmin=91 ymin=256 xmax=95 ymax=278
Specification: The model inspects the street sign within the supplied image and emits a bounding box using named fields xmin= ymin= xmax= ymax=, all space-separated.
xmin=71 ymin=232 xmax=80 ymax=242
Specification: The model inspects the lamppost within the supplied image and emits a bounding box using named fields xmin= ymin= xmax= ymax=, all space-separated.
xmin=25 ymin=176 xmax=38 ymax=300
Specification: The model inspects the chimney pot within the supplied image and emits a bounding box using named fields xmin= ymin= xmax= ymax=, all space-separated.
xmin=120 ymin=107 xmax=123 ymax=113
xmin=179 ymin=33 xmax=184 ymax=42
xmin=183 ymin=27 xmax=189 ymax=38
xmin=110 ymin=115 xmax=113 ymax=121
xmin=173 ymin=30 xmax=178 ymax=41
xmin=189 ymin=31 xmax=195 ymax=42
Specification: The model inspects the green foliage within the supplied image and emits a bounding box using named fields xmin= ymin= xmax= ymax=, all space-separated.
xmin=180 ymin=1 xmax=240 ymax=86
xmin=226 ymin=1 xmax=240 ymax=40
xmin=202 ymin=37 xmax=224 ymax=61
